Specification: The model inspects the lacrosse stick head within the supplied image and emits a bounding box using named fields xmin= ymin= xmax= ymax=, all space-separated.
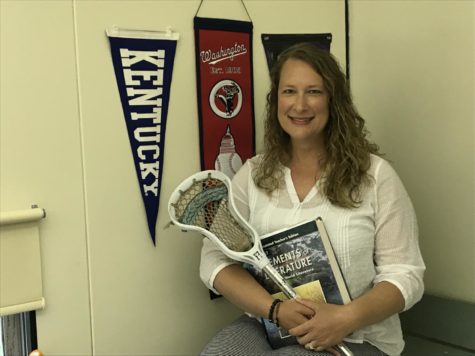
xmin=168 ymin=170 xmax=269 ymax=270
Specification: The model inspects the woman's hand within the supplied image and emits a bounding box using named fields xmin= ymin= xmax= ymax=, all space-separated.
xmin=289 ymin=282 xmax=405 ymax=353
xmin=288 ymin=299 xmax=355 ymax=351
xmin=276 ymin=298 xmax=315 ymax=330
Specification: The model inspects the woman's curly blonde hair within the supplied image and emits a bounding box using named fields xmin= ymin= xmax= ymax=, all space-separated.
xmin=253 ymin=43 xmax=380 ymax=208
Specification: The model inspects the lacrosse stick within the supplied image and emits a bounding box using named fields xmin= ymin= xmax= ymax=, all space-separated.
xmin=168 ymin=170 xmax=353 ymax=356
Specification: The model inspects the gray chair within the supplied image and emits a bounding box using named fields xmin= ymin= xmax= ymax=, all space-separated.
xmin=201 ymin=315 xmax=388 ymax=356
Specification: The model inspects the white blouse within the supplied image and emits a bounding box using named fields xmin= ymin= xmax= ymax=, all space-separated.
xmin=200 ymin=154 xmax=425 ymax=356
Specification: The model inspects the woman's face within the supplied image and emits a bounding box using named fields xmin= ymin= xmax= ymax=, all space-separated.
xmin=277 ymin=59 xmax=329 ymax=147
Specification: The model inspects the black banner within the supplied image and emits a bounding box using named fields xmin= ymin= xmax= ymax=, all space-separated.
xmin=261 ymin=33 xmax=332 ymax=71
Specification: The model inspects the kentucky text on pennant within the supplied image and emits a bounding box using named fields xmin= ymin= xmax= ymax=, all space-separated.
xmin=107 ymin=30 xmax=178 ymax=245
xmin=121 ymin=49 xmax=164 ymax=196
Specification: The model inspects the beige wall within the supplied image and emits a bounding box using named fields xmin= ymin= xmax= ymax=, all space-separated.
xmin=350 ymin=0 xmax=475 ymax=302
xmin=0 ymin=1 xmax=345 ymax=355
xmin=0 ymin=1 xmax=93 ymax=354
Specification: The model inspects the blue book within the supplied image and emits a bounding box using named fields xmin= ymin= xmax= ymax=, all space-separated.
xmin=247 ymin=218 xmax=351 ymax=349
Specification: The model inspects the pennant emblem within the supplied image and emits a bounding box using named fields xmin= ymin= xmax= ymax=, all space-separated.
xmin=107 ymin=28 xmax=178 ymax=245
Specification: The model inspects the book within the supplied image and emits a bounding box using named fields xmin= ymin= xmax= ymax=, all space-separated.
xmin=246 ymin=217 xmax=351 ymax=349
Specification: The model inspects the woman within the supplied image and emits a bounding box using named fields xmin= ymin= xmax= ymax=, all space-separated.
xmin=200 ymin=43 xmax=425 ymax=356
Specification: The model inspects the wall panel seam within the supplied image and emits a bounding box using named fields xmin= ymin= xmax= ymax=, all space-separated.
xmin=72 ymin=0 xmax=95 ymax=354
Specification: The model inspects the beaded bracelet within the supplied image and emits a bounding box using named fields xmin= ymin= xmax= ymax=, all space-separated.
xmin=274 ymin=299 xmax=282 ymax=327
xmin=268 ymin=298 xmax=282 ymax=323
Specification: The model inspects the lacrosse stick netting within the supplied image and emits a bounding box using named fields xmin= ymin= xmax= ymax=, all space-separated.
xmin=168 ymin=170 xmax=296 ymax=298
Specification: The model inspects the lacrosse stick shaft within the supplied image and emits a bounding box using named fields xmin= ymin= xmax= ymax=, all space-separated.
xmin=262 ymin=265 xmax=353 ymax=356
xmin=262 ymin=264 xmax=297 ymax=299
xmin=337 ymin=345 xmax=353 ymax=356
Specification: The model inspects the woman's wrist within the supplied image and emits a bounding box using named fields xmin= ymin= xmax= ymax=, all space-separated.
xmin=273 ymin=299 xmax=283 ymax=327
xmin=268 ymin=298 xmax=283 ymax=324
xmin=341 ymin=302 xmax=362 ymax=334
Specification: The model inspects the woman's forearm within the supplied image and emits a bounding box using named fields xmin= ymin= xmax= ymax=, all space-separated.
xmin=214 ymin=264 xmax=323 ymax=329
xmin=213 ymin=264 xmax=275 ymax=318
xmin=345 ymin=281 xmax=405 ymax=332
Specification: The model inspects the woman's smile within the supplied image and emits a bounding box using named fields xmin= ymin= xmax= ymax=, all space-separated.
xmin=287 ymin=115 xmax=314 ymax=124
